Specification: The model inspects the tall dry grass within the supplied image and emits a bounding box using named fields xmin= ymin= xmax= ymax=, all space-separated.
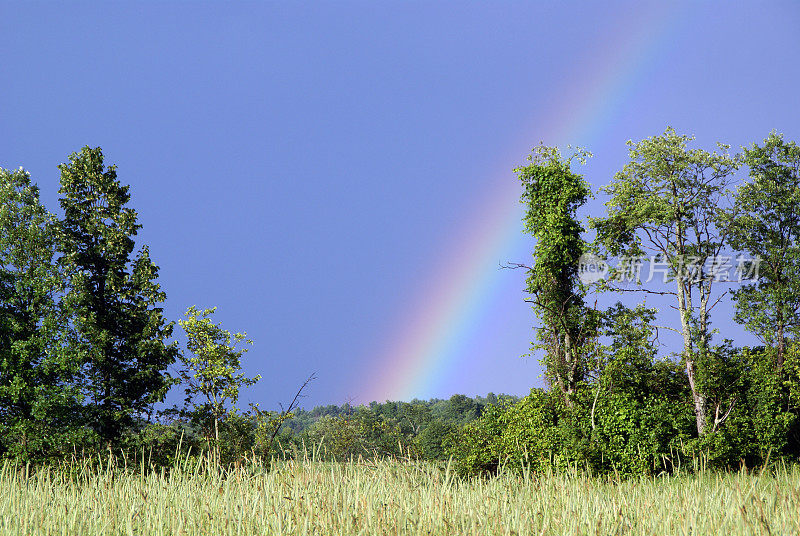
xmin=1 ymin=453 xmax=798 ymax=535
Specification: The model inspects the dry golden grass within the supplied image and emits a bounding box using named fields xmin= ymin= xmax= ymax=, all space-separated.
xmin=1 ymin=455 xmax=798 ymax=535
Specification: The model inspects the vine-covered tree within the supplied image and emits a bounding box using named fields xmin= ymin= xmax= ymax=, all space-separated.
xmin=58 ymin=147 xmax=178 ymax=444
xmin=515 ymin=144 xmax=597 ymax=404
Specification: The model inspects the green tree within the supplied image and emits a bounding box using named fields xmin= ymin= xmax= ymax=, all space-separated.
xmin=586 ymin=303 xmax=692 ymax=474
xmin=591 ymin=127 xmax=739 ymax=436
xmin=178 ymin=306 xmax=260 ymax=445
xmin=0 ymin=168 xmax=83 ymax=459
xmin=305 ymin=409 xmax=407 ymax=461
xmin=514 ymin=145 xmax=597 ymax=404
xmin=58 ymin=147 xmax=178 ymax=445
xmin=397 ymin=402 xmax=432 ymax=435
xmin=727 ymin=132 xmax=800 ymax=369
xmin=588 ymin=304 xmax=659 ymax=430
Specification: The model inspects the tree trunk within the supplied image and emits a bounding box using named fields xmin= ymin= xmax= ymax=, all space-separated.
xmin=561 ymin=331 xmax=576 ymax=408
xmin=677 ymin=277 xmax=708 ymax=436
xmin=686 ymin=359 xmax=708 ymax=436
xmin=777 ymin=306 xmax=785 ymax=370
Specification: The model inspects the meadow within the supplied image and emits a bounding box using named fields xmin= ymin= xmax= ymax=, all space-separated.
xmin=2 ymin=456 xmax=798 ymax=536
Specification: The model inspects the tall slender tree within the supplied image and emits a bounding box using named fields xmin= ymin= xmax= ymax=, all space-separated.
xmin=591 ymin=128 xmax=739 ymax=436
xmin=58 ymin=147 xmax=178 ymax=444
xmin=515 ymin=144 xmax=597 ymax=404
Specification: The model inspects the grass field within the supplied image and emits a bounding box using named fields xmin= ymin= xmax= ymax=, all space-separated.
xmin=1 ymin=456 xmax=798 ymax=535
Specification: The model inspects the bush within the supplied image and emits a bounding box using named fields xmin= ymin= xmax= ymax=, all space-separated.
xmin=304 ymin=410 xmax=411 ymax=461
xmin=449 ymin=361 xmax=696 ymax=477
xmin=446 ymin=390 xmax=572 ymax=475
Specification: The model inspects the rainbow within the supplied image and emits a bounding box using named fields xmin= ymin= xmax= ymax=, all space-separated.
xmin=360 ymin=4 xmax=685 ymax=403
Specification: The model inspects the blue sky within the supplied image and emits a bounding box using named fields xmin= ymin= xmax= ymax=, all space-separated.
xmin=2 ymin=1 xmax=799 ymax=409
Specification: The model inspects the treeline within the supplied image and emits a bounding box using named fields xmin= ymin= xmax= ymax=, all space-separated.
xmin=279 ymin=394 xmax=514 ymax=460
xmin=133 ymin=393 xmax=518 ymax=465
xmin=3 ymin=129 xmax=800 ymax=477
xmin=449 ymin=129 xmax=800 ymax=476
xmin=283 ymin=393 xmax=508 ymax=436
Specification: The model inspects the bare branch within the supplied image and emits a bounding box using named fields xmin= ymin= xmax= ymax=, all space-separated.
xmin=267 ymin=372 xmax=317 ymax=448
xmin=606 ymin=285 xmax=677 ymax=297
xmin=706 ymin=290 xmax=729 ymax=314
xmin=500 ymin=261 xmax=531 ymax=271
xmin=653 ymin=324 xmax=682 ymax=335
xmin=713 ymin=396 xmax=738 ymax=432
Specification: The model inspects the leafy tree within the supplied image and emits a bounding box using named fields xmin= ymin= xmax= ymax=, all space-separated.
xmin=477 ymin=392 xmax=500 ymax=407
xmin=58 ymin=146 xmax=178 ymax=445
xmin=413 ymin=419 xmax=454 ymax=460
xmin=443 ymin=394 xmax=481 ymax=424
xmin=514 ymin=145 xmax=597 ymax=404
xmin=396 ymin=402 xmax=432 ymax=435
xmin=726 ymin=132 xmax=800 ymax=368
xmin=304 ymin=410 xmax=408 ymax=461
xmin=178 ymin=306 xmax=260 ymax=444
xmin=446 ymin=390 xmax=569 ymax=475
xmin=720 ymin=345 xmax=799 ymax=464
xmin=591 ymin=128 xmax=739 ymax=436
xmin=0 ymin=168 xmax=83 ymax=459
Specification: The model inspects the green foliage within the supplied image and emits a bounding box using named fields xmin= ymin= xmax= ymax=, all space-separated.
xmin=413 ymin=419 xmax=454 ymax=460
xmin=491 ymin=390 xmax=575 ymax=472
xmin=58 ymin=147 xmax=178 ymax=445
xmin=446 ymin=301 xmax=799 ymax=477
xmin=447 ymin=303 xmax=799 ymax=476
xmin=5 ymin=133 xmax=800 ymax=479
xmin=267 ymin=395 xmax=501 ymax=462
xmin=587 ymin=383 xmax=693 ymax=475
xmin=216 ymin=411 xmax=258 ymax=463
xmin=0 ymin=168 xmax=85 ymax=460
xmin=178 ymin=306 xmax=260 ymax=445
xmin=695 ymin=345 xmax=800 ymax=467
xmin=430 ymin=394 xmax=483 ymax=425
xmin=450 ymin=304 xmax=695 ymax=477
xmin=592 ymin=128 xmax=738 ymax=263
xmin=516 ymin=144 xmax=598 ymax=401
xmin=445 ymin=397 xmax=517 ymax=475
xmin=450 ymin=386 xmax=695 ymax=477
xmin=726 ymin=131 xmax=800 ymax=366
xmin=587 ymin=303 xmax=694 ymax=474
xmin=305 ymin=410 xmax=410 ymax=461
xmin=590 ymin=303 xmax=659 ymax=393
xmin=591 ymin=127 xmax=739 ymax=436
xmin=118 ymin=418 xmax=197 ymax=468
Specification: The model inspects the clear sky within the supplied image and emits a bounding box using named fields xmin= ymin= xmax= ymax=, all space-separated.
xmin=2 ymin=1 xmax=799 ymax=409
